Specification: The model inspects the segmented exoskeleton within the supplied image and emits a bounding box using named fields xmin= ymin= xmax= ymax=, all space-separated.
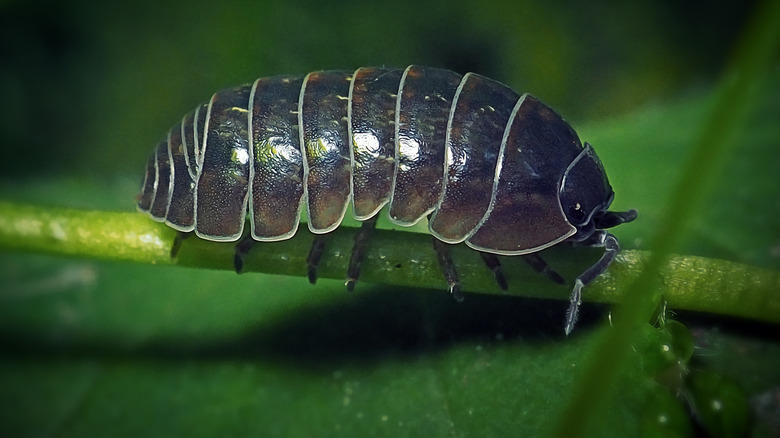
xmin=138 ymin=65 xmax=637 ymax=334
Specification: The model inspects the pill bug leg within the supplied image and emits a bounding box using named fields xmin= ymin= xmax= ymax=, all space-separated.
xmin=170 ymin=231 xmax=193 ymax=258
xmin=563 ymin=208 xmax=637 ymax=334
xmin=306 ymin=235 xmax=328 ymax=284
xmin=346 ymin=216 xmax=379 ymax=291
xmin=432 ymin=238 xmax=464 ymax=302
xmin=479 ymin=252 xmax=508 ymax=291
xmin=522 ymin=253 xmax=565 ymax=285
xmin=235 ymin=213 xmax=379 ymax=286
xmin=564 ymin=231 xmax=620 ymax=336
xmin=233 ymin=234 xmax=256 ymax=274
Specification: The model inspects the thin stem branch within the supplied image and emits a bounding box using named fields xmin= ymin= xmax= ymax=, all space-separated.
xmin=1 ymin=201 xmax=777 ymax=325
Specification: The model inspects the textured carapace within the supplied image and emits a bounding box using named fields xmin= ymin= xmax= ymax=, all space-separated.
xmin=137 ymin=65 xmax=637 ymax=335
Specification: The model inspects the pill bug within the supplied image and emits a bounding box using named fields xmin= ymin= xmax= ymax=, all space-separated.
xmin=137 ymin=65 xmax=637 ymax=335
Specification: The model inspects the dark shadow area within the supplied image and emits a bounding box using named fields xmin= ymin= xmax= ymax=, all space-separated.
xmin=0 ymin=287 xmax=608 ymax=368
xmin=2 ymin=285 xmax=777 ymax=371
xmin=219 ymin=288 xmax=608 ymax=368
xmin=672 ymin=309 xmax=780 ymax=344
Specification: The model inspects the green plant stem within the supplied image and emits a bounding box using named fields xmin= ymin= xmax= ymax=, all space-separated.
xmin=1 ymin=201 xmax=777 ymax=325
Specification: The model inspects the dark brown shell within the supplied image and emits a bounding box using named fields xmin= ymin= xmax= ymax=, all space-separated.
xmin=138 ymin=65 xmax=604 ymax=256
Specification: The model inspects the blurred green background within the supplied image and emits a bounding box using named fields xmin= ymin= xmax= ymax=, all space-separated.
xmin=1 ymin=0 xmax=778 ymax=437
xmin=0 ymin=0 xmax=754 ymax=180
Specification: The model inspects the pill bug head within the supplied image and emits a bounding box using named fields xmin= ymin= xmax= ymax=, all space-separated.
xmin=559 ymin=142 xmax=637 ymax=241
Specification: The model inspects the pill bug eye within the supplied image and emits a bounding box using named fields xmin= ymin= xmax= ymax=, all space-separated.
xmin=138 ymin=65 xmax=637 ymax=335
xmin=567 ymin=202 xmax=586 ymax=225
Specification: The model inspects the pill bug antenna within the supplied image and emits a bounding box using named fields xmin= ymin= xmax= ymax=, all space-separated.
xmin=595 ymin=209 xmax=638 ymax=229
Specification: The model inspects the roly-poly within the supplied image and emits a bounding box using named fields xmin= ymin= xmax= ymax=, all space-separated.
xmin=137 ymin=65 xmax=637 ymax=335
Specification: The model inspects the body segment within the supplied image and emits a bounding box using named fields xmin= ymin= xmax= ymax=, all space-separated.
xmin=428 ymin=72 xmax=519 ymax=243
xmin=389 ymin=66 xmax=462 ymax=225
xmin=299 ymin=70 xmax=353 ymax=233
xmin=248 ymin=75 xmax=306 ymax=241
xmin=466 ymin=95 xmax=582 ymax=254
xmin=348 ymin=67 xmax=402 ymax=220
